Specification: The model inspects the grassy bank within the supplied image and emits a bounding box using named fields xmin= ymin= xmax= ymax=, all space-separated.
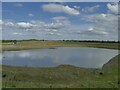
xmin=1 ymin=40 xmax=120 ymax=51
xmin=2 ymin=55 xmax=119 ymax=88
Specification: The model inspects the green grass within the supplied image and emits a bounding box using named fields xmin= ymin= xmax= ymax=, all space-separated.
xmin=2 ymin=40 xmax=120 ymax=51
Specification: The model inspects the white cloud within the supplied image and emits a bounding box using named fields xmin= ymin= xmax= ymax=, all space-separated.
xmin=42 ymin=3 xmax=80 ymax=16
xmin=63 ymin=5 xmax=80 ymax=15
xmin=82 ymin=5 xmax=100 ymax=13
xmin=101 ymin=14 xmax=107 ymax=17
xmin=28 ymin=13 xmax=34 ymax=17
xmin=47 ymin=32 xmax=61 ymax=36
xmin=28 ymin=16 xmax=70 ymax=30
xmin=2 ymin=10 xmax=118 ymax=40
xmin=52 ymin=29 xmax=57 ymax=32
xmin=88 ymin=27 xmax=94 ymax=31
xmin=84 ymin=13 xmax=118 ymax=25
xmin=15 ymin=3 xmax=23 ymax=7
xmin=87 ymin=27 xmax=108 ymax=35
xmin=0 ymin=20 xmax=3 ymax=30
xmin=52 ymin=16 xmax=70 ymax=26
xmin=107 ymin=3 xmax=118 ymax=14
xmin=0 ymin=20 xmax=2 ymax=30
xmin=17 ymin=22 xmax=35 ymax=29
xmin=52 ymin=16 xmax=68 ymax=21
xmin=12 ymin=32 xmax=23 ymax=35
xmin=73 ymin=6 xmax=80 ymax=9
xmin=42 ymin=3 xmax=63 ymax=12
xmin=0 ymin=20 xmax=3 ymax=25
xmin=2 ymin=16 xmax=70 ymax=33
xmin=5 ymin=22 xmax=14 ymax=27
xmin=82 ymin=13 xmax=118 ymax=38
xmin=75 ymin=26 xmax=108 ymax=36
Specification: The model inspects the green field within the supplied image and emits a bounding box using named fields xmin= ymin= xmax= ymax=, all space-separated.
xmin=1 ymin=40 xmax=120 ymax=51
xmin=1 ymin=40 xmax=119 ymax=88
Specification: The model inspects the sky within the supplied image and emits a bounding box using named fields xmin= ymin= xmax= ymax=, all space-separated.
xmin=1 ymin=2 xmax=119 ymax=40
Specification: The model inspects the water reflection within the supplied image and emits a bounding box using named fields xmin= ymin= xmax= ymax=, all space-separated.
xmin=2 ymin=47 xmax=118 ymax=68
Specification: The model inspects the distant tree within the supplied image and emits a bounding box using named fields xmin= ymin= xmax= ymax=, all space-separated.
xmin=41 ymin=39 xmax=45 ymax=41
xmin=14 ymin=40 xmax=17 ymax=44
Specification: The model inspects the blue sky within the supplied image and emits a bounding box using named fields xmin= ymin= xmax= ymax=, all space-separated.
xmin=1 ymin=2 xmax=119 ymax=40
xmin=3 ymin=2 xmax=108 ymax=21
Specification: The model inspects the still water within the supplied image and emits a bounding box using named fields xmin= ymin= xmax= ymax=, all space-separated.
xmin=2 ymin=47 xmax=118 ymax=68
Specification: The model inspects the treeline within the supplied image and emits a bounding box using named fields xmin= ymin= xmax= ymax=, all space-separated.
xmin=62 ymin=40 xmax=120 ymax=43
xmin=2 ymin=40 xmax=17 ymax=43
xmin=2 ymin=39 xmax=120 ymax=43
